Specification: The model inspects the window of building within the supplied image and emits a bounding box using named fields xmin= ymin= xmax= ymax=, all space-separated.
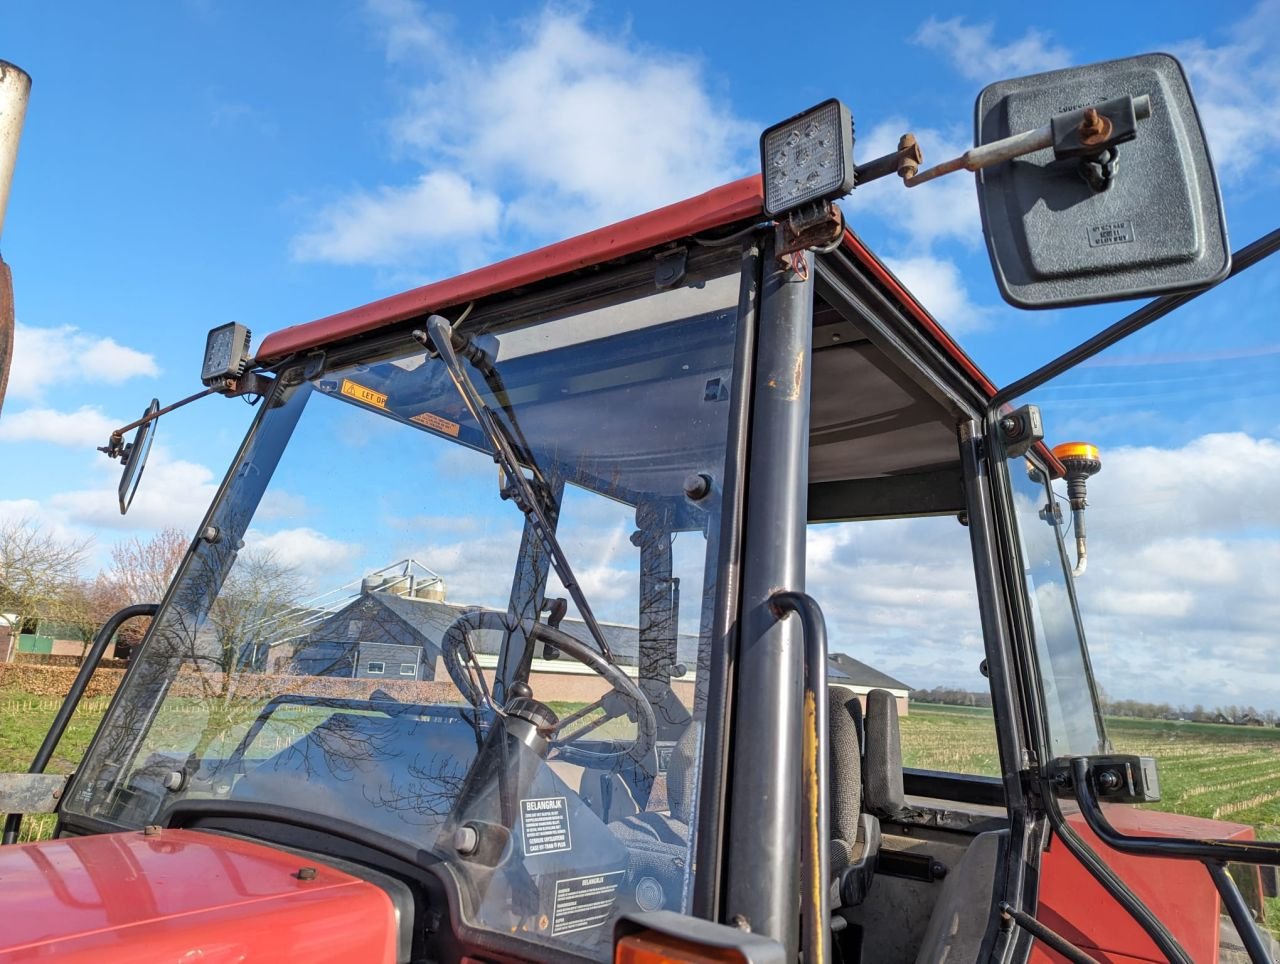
xmin=399 ymin=663 xmax=416 ymax=676
xmin=366 ymin=660 xmax=385 ymax=674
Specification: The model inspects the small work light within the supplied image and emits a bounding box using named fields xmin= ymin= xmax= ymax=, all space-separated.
xmin=201 ymin=322 xmax=253 ymax=387
xmin=760 ymin=98 xmax=856 ymax=217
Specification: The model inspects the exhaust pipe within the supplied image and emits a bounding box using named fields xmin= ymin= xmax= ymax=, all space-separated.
xmin=0 ymin=59 xmax=32 ymax=416
xmin=0 ymin=60 xmax=32 ymax=243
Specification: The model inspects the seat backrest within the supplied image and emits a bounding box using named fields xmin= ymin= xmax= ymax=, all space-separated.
xmin=827 ymin=687 xmax=864 ymax=851
xmin=863 ymin=688 xmax=906 ymax=818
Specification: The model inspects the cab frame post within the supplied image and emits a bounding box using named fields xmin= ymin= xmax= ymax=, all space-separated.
xmin=723 ymin=239 xmax=814 ymax=955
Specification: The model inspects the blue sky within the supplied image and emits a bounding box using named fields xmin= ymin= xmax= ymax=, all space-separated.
xmin=2 ymin=1 xmax=1278 ymax=708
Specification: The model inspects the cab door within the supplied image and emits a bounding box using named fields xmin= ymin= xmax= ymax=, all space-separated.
xmin=987 ymin=229 xmax=1280 ymax=963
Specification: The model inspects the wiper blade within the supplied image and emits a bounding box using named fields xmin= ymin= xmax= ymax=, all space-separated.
xmin=416 ymin=315 xmax=614 ymax=662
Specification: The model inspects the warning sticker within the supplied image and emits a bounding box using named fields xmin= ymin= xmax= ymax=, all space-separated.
xmin=552 ymin=870 xmax=624 ymax=937
xmin=340 ymin=379 xmax=388 ymax=409
xmin=410 ymin=410 xmax=461 ymax=437
xmin=521 ymin=796 xmax=572 ymax=856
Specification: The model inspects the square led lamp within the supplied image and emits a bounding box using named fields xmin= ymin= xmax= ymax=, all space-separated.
xmin=760 ymin=98 xmax=856 ymax=217
xmin=201 ymin=321 xmax=253 ymax=386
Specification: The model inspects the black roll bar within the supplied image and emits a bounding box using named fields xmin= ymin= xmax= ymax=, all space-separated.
xmin=1071 ymin=757 xmax=1278 ymax=964
xmin=1 ymin=603 xmax=158 ymax=845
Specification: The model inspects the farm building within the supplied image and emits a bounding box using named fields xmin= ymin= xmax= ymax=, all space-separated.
xmin=279 ymin=566 xmax=910 ymax=713
xmin=281 ymin=581 xmax=704 ymax=706
xmin=827 ymin=653 xmax=911 ymax=716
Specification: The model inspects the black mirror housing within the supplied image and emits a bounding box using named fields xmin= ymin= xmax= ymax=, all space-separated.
xmin=975 ymin=53 xmax=1230 ymax=308
xmin=118 ymin=398 xmax=158 ymax=515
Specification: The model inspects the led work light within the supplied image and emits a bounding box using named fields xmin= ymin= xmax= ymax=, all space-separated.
xmin=760 ymin=98 xmax=856 ymax=217
xmin=201 ymin=322 xmax=253 ymax=387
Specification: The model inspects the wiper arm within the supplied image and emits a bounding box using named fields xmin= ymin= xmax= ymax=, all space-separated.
xmin=415 ymin=315 xmax=614 ymax=663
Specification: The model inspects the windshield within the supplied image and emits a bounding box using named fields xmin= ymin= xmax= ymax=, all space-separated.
xmin=65 ymin=254 xmax=743 ymax=958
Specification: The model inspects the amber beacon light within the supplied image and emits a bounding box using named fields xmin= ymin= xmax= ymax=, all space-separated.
xmin=1052 ymin=441 xmax=1102 ymax=577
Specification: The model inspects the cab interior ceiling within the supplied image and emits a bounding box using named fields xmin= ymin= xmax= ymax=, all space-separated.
xmin=808 ymin=293 xmax=969 ymax=524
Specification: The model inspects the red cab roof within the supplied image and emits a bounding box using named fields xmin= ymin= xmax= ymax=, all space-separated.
xmin=257 ymin=175 xmax=995 ymax=397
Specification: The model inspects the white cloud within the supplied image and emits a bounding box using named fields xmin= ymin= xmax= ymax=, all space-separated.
xmin=807 ymin=517 xmax=986 ymax=690
xmin=913 ymin=17 xmax=1072 ymax=83
xmin=0 ymin=498 xmax=97 ymax=552
xmin=248 ymin=526 xmax=362 ymax=592
xmin=804 ymin=431 xmax=1280 ymax=710
xmin=43 ymin=444 xmax=219 ymax=533
xmin=293 ymin=6 xmax=754 ymax=267
xmin=1048 ymin=432 xmax=1280 ymax=708
xmin=1088 ymin=432 xmax=1280 ymax=535
xmin=0 ymin=405 xmax=119 ymax=447
xmin=1171 ymin=0 xmax=1280 ymax=182
xmin=291 ymin=170 xmax=502 ymax=265
xmin=882 ymin=255 xmax=989 ymax=334
xmin=8 ymin=323 xmax=159 ymax=402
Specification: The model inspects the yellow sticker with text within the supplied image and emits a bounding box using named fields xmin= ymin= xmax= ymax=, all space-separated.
xmin=411 ymin=411 xmax=461 ymax=437
xmin=340 ymin=379 xmax=387 ymax=409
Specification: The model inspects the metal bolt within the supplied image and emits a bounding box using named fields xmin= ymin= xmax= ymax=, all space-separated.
xmin=143 ymin=824 xmax=162 ymax=836
xmin=1097 ymin=769 xmax=1121 ymax=791
xmin=896 ymin=133 xmax=923 ymax=180
xmin=1078 ymin=107 xmax=1113 ymax=146
xmin=683 ymin=473 xmax=713 ymax=501
xmin=296 ymin=867 xmax=318 ymax=881
xmin=201 ymin=526 xmax=221 ymax=544
xmin=454 ymin=825 xmax=479 ymax=855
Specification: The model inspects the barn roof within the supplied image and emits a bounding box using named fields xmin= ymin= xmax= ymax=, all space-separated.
xmin=304 ymin=590 xmax=700 ymax=670
xmin=827 ymin=652 xmax=910 ymax=692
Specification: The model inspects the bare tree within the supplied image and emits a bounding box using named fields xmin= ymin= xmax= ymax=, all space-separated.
xmin=103 ymin=527 xmax=188 ymax=603
xmin=0 ymin=518 xmax=90 ymax=662
xmin=90 ymin=527 xmax=190 ymax=652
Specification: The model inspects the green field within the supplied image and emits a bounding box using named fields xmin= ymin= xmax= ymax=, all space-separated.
xmin=5 ymin=692 xmax=1280 ymax=850
xmin=903 ymin=703 xmax=1280 ymax=836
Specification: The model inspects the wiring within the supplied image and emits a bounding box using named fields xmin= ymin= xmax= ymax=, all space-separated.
xmin=692 ymin=221 xmax=771 ymax=247
xmin=450 ymin=301 xmax=475 ymax=330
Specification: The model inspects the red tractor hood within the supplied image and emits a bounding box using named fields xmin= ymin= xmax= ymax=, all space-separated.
xmin=0 ymin=828 xmax=397 ymax=963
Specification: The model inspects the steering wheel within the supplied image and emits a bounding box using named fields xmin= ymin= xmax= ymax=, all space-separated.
xmin=441 ymin=612 xmax=657 ymax=767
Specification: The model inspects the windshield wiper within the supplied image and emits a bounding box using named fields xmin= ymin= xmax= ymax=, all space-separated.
xmin=415 ymin=315 xmax=614 ymax=662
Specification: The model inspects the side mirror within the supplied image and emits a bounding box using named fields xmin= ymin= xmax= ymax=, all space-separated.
xmin=117 ymin=398 xmax=158 ymax=514
xmin=975 ymin=53 xmax=1230 ymax=308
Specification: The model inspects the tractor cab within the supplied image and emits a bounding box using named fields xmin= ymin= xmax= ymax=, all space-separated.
xmin=3 ymin=53 xmax=1280 ymax=964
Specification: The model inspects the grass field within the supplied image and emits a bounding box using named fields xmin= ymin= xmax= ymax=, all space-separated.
xmin=903 ymin=702 xmax=1280 ymax=835
xmin=4 ymin=692 xmax=1280 ymax=854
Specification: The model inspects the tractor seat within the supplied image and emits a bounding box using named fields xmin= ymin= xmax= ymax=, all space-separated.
xmin=829 ymin=688 xmax=881 ymax=907
xmin=607 ymin=722 xmax=702 ymax=913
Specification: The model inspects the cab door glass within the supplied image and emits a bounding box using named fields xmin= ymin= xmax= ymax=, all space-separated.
xmin=998 ymin=255 xmax=1280 ymax=857
xmin=807 ymin=516 xmax=999 ymax=776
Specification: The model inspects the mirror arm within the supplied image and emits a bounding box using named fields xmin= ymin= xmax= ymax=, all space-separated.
xmin=97 ymin=386 xmax=217 ymax=460
xmin=905 ymin=94 xmax=1151 ymax=188
xmin=97 ymin=370 xmax=277 ymax=461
